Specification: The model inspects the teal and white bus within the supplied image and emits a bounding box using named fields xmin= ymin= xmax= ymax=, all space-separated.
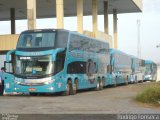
xmin=109 ymin=49 xmax=133 ymax=86
xmin=144 ymin=60 xmax=157 ymax=81
xmin=132 ymin=57 xmax=145 ymax=83
xmin=4 ymin=29 xmax=110 ymax=95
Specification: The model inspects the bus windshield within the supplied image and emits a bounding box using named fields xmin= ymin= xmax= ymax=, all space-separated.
xmin=15 ymin=55 xmax=54 ymax=77
xmin=17 ymin=32 xmax=56 ymax=48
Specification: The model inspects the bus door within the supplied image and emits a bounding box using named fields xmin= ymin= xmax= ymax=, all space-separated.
xmin=4 ymin=50 xmax=15 ymax=93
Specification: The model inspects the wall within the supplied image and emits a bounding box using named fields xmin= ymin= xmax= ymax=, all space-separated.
xmin=0 ymin=34 xmax=19 ymax=51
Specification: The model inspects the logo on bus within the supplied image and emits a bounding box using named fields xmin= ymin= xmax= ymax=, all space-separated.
xmin=86 ymin=59 xmax=97 ymax=84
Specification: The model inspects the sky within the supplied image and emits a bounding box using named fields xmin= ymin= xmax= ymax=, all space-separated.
xmin=0 ymin=0 xmax=160 ymax=67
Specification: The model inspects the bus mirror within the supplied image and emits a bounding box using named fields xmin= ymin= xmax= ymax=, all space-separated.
xmin=4 ymin=61 xmax=13 ymax=73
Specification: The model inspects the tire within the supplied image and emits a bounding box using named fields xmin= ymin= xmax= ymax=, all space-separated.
xmin=95 ymin=80 xmax=100 ymax=91
xmin=99 ymin=79 xmax=104 ymax=90
xmin=135 ymin=76 xmax=138 ymax=84
xmin=71 ymin=80 xmax=78 ymax=95
xmin=125 ymin=76 xmax=128 ymax=85
xmin=141 ymin=78 xmax=144 ymax=83
xmin=62 ymin=80 xmax=72 ymax=96
xmin=141 ymin=75 xmax=144 ymax=83
xmin=114 ymin=76 xmax=117 ymax=87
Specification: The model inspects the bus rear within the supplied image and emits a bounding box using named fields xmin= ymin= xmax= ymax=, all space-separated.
xmin=144 ymin=60 xmax=157 ymax=81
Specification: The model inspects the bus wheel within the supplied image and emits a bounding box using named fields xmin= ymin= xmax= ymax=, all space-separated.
xmin=141 ymin=79 xmax=144 ymax=83
xmin=62 ymin=80 xmax=72 ymax=96
xmin=114 ymin=77 xmax=117 ymax=87
xmin=95 ymin=80 xmax=100 ymax=91
xmin=125 ymin=76 xmax=128 ymax=85
xmin=100 ymin=78 xmax=104 ymax=90
xmin=71 ymin=80 xmax=78 ymax=95
xmin=135 ymin=76 xmax=138 ymax=84
xmin=141 ymin=76 xmax=144 ymax=83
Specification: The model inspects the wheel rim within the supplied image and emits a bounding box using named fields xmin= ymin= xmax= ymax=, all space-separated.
xmin=97 ymin=81 xmax=100 ymax=89
xmin=73 ymin=83 xmax=77 ymax=91
xmin=66 ymin=84 xmax=69 ymax=92
xmin=100 ymin=80 xmax=104 ymax=89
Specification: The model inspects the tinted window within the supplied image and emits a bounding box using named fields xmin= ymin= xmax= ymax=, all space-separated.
xmin=67 ymin=62 xmax=86 ymax=74
xmin=114 ymin=53 xmax=132 ymax=69
xmin=56 ymin=30 xmax=69 ymax=48
xmin=17 ymin=32 xmax=56 ymax=48
xmin=69 ymin=34 xmax=86 ymax=51
xmin=69 ymin=34 xmax=109 ymax=54
xmin=55 ymin=51 xmax=65 ymax=74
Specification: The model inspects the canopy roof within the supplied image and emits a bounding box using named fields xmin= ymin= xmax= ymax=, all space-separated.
xmin=0 ymin=0 xmax=142 ymax=21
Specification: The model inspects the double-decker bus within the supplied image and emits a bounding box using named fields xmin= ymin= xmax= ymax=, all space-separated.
xmin=131 ymin=57 xmax=145 ymax=83
xmin=144 ymin=60 xmax=157 ymax=81
xmin=4 ymin=29 xmax=110 ymax=95
xmin=109 ymin=49 xmax=132 ymax=86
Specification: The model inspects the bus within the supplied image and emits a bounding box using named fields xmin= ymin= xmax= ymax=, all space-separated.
xmin=4 ymin=29 xmax=110 ymax=95
xmin=132 ymin=57 xmax=145 ymax=83
xmin=144 ymin=60 xmax=157 ymax=81
xmin=109 ymin=49 xmax=132 ymax=86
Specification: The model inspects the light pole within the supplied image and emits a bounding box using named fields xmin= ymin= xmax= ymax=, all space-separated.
xmin=137 ymin=19 xmax=141 ymax=58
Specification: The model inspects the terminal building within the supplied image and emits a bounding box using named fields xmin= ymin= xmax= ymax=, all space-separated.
xmin=0 ymin=0 xmax=143 ymax=55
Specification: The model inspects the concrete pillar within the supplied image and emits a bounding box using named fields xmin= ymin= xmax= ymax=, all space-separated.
xmin=27 ymin=0 xmax=36 ymax=30
xmin=77 ymin=0 xmax=83 ymax=34
xmin=56 ymin=0 xmax=64 ymax=29
xmin=113 ymin=9 xmax=118 ymax=49
xmin=92 ymin=0 xmax=98 ymax=35
xmin=10 ymin=8 xmax=16 ymax=34
xmin=104 ymin=1 xmax=109 ymax=34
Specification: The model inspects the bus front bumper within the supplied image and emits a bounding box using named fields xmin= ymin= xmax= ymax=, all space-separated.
xmin=11 ymin=82 xmax=65 ymax=93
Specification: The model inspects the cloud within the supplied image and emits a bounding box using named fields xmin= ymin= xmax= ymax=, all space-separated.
xmin=143 ymin=0 xmax=160 ymax=13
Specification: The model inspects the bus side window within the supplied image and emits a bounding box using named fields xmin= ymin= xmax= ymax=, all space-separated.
xmin=55 ymin=52 xmax=65 ymax=74
xmin=67 ymin=62 xmax=86 ymax=74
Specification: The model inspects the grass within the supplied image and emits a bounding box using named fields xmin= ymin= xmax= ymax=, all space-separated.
xmin=135 ymin=82 xmax=160 ymax=105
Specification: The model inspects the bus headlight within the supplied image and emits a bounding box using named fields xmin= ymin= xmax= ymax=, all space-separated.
xmin=50 ymin=87 xmax=54 ymax=91
xmin=15 ymin=81 xmax=21 ymax=84
xmin=44 ymin=79 xmax=55 ymax=85
xmin=52 ymin=78 xmax=55 ymax=82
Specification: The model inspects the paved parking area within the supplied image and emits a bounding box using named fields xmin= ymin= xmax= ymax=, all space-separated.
xmin=0 ymin=82 xmax=159 ymax=114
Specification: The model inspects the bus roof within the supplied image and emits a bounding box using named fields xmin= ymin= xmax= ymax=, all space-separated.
xmin=21 ymin=29 xmax=69 ymax=34
xmin=21 ymin=29 xmax=110 ymax=46
xmin=145 ymin=60 xmax=156 ymax=64
xmin=109 ymin=48 xmax=131 ymax=56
